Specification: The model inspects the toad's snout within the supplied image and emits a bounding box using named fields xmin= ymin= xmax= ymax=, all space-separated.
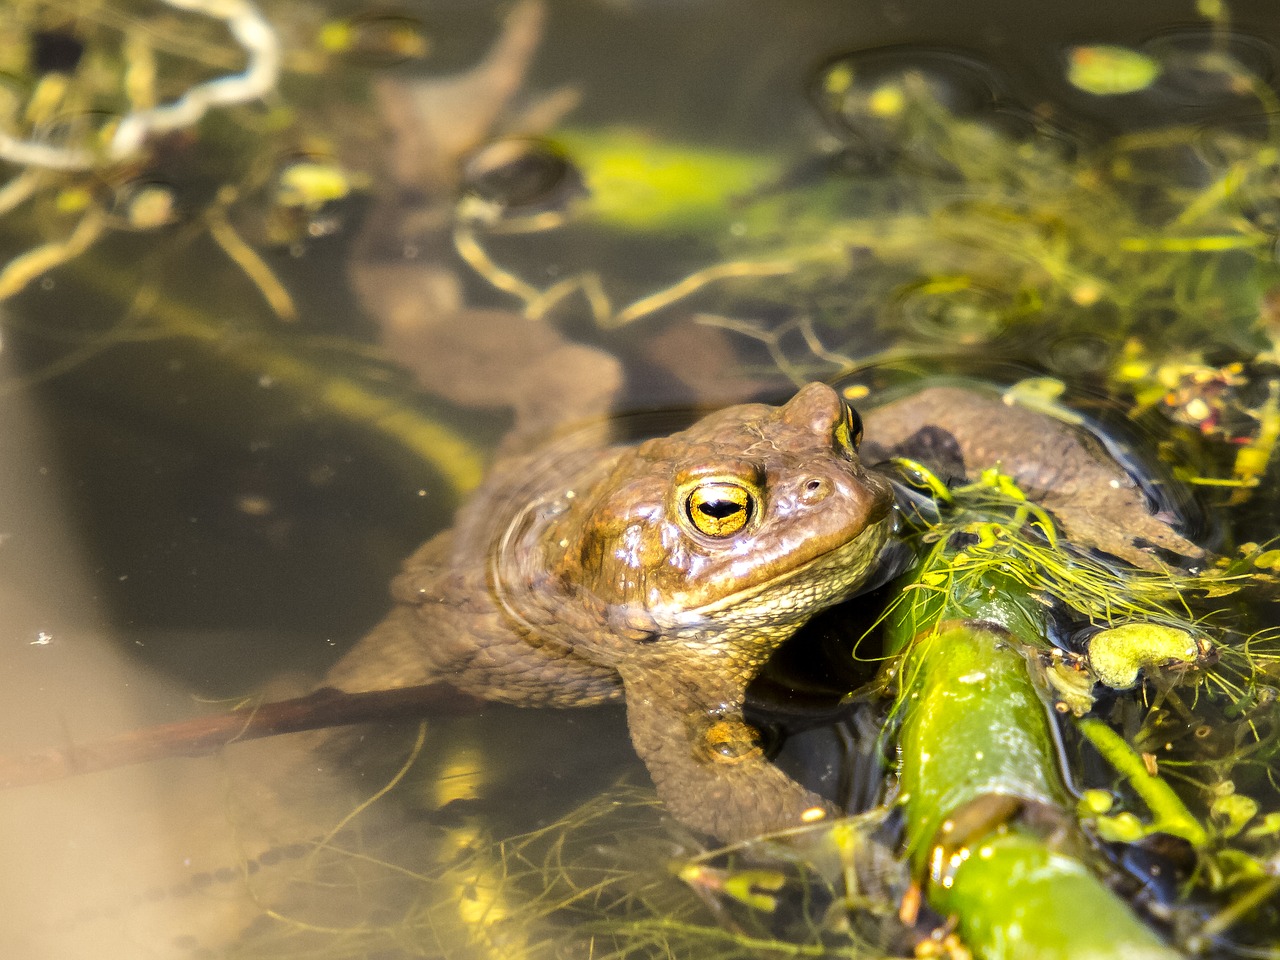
xmin=781 ymin=461 xmax=893 ymax=531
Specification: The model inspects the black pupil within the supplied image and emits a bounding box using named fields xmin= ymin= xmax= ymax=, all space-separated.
xmin=698 ymin=499 xmax=743 ymax=519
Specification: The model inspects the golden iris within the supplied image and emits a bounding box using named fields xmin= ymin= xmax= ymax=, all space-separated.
xmin=685 ymin=481 xmax=755 ymax=538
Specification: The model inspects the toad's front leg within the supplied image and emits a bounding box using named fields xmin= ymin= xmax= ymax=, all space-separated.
xmin=620 ymin=666 xmax=834 ymax=842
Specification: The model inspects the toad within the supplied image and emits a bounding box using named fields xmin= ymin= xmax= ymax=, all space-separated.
xmin=326 ymin=381 xmax=1199 ymax=841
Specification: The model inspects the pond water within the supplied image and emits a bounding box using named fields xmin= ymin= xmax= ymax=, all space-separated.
xmin=2 ymin=0 xmax=1280 ymax=957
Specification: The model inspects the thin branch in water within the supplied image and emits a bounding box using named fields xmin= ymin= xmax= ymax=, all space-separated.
xmin=0 ymin=683 xmax=482 ymax=790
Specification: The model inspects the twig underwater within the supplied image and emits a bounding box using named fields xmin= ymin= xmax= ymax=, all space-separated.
xmin=0 ymin=683 xmax=480 ymax=790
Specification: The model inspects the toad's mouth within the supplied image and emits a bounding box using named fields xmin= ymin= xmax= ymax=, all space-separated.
xmin=663 ymin=512 xmax=895 ymax=624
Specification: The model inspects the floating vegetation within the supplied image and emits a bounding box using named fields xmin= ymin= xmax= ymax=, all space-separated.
xmin=454 ymin=5 xmax=1280 ymax=498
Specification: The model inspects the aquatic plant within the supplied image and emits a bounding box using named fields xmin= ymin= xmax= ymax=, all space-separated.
xmin=878 ymin=464 xmax=1280 ymax=954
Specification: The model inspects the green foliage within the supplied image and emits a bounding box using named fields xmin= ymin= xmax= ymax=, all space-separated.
xmin=880 ymin=464 xmax=1280 ymax=953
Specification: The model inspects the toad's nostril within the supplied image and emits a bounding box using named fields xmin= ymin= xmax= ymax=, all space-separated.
xmin=801 ymin=477 xmax=831 ymax=502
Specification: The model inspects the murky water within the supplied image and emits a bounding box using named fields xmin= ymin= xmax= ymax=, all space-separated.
xmin=2 ymin=0 xmax=1280 ymax=957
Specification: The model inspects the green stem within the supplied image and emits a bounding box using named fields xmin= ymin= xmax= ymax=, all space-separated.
xmin=931 ymin=830 xmax=1179 ymax=960
xmin=892 ymin=620 xmax=1063 ymax=870
xmin=885 ymin=565 xmax=1180 ymax=959
xmin=1077 ymin=717 xmax=1209 ymax=846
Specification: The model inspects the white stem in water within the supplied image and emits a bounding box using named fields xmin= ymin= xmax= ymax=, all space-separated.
xmin=0 ymin=0 xmax=281 ymax=171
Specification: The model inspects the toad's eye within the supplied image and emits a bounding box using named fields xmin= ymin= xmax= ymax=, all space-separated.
xmin=686 ymin=482 xmax=755 ymax=538
xmin=834 ymin=402 xmax=864 ymax=457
